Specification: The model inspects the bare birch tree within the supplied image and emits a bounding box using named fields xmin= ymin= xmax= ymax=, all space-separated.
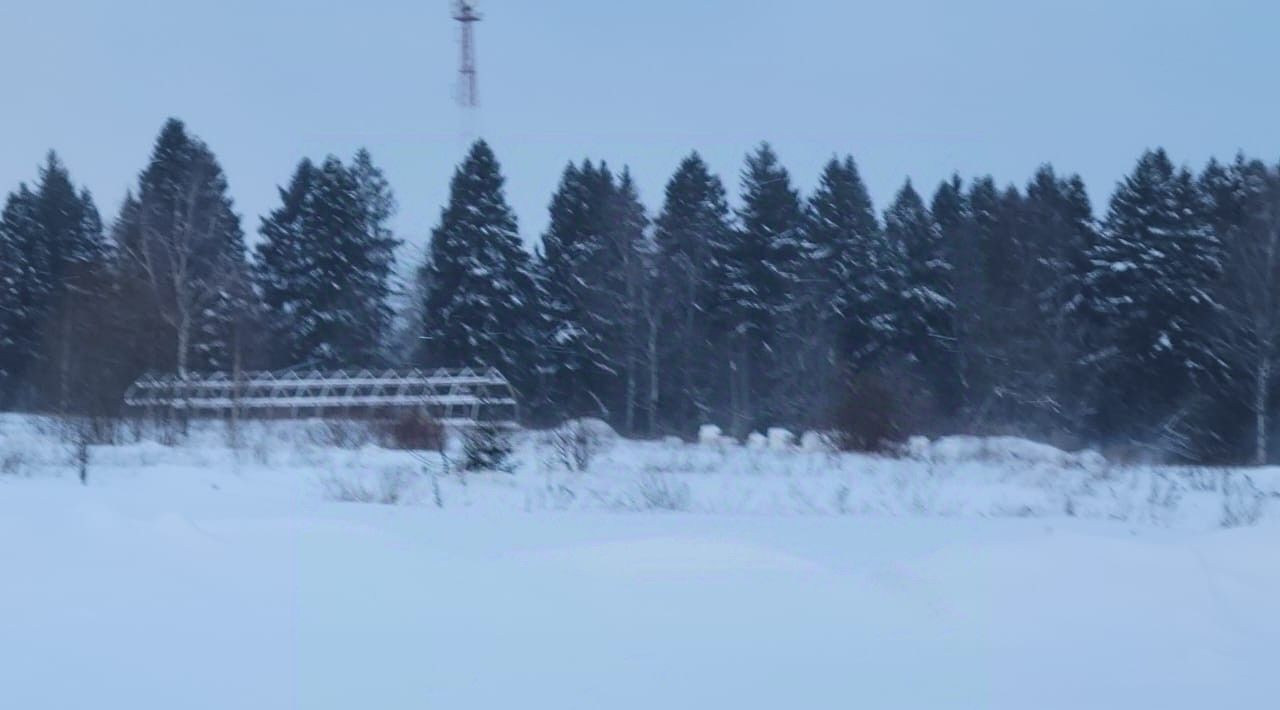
xmin=117 ymin=119 xmax=247 ymax=378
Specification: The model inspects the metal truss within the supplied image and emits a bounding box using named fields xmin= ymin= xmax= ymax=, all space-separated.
xmin=124 ymin=368 xmax=518 ymax=426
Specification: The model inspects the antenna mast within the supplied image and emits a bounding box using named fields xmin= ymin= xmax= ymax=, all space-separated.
xmin=453 ymin=1 xmax=482 ymax=108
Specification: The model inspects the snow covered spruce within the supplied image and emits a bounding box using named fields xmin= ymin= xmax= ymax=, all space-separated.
xmin=9 ymin=126 xmax=1280 ymax=466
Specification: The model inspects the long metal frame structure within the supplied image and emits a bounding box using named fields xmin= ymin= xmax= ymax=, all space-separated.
xmin=123 ymin=368 xmax=518 ymax=426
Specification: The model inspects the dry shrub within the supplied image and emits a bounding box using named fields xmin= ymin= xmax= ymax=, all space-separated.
xmin=375 ymin=412 xmax=446 ymax=452
xmin=633 ymin=474 xmax=691 ymax=511
xmin=320 ymin=469 xmax=415 ymax=505
xmin=830 ymin=367 xmax=938 ymax=453
xmin=1 ymin=449 xmax=29 ymax=476
xmin=549 ymin=419 xmax=613 ymax=472
xmin=463 ymin=423 xmax=514 ymax=472
xmin=308 ymin=419 xmax=376 ymax=450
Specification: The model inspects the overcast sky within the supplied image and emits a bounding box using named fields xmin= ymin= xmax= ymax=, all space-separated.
xmin=3 ymin=0 xmax=1277 ymax=262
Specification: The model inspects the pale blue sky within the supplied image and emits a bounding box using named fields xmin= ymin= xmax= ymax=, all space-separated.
xmin=3 ymin=0 xmax=1276 ymax=261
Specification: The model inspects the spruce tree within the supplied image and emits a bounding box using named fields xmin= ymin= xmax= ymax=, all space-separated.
xmin=1199 ymin=155 xmax=1278 ymax=462
xmin=30 ymin=153 xmax=107 ymax=293
xmin=612 ymin=168 xmax=652 ymax=434
xmin=929 ymin=177 xmax=970 ymax=376
xmin=0 ymin=154 xmax=106 ymax=407
xmin=1025 ymin=166 xmax=1096 ymax=326
xmin=418 ymin=141 xmax=536 ymax=395
xmin=1199 ymin=155 xmax=1262 ymax=242
xmin=959 ymin=176 xmax=1036 ymax=426
xmin=255 ymin=159 xmax=316 ymax=368
xmin=805 ymin=156 xmax=886 ymax=354
xmin=722 ymin=143 xmax=805 ymax=433
xmin=535 ymin=159 xmax=648 ymax=426
xmin=1016 ymin=166 xmax=1100 ymax=435
xmin=0 ymin=186 xmax=38 ymax=404
xmin=348 ymin=148 xmax=400 ymax=359
xmin=651 ymin=153 xmax=733 ymax=435
xmin=295 ymin=157 xmax=381 ymax=367
xmin=1086 ymin=149 xmax=1223 ymax=452
xmin=255 ymin=152 xmax=399 ymax=370
xmin=886 ymin=179 xmax=956 ymax=410
xmin=537 ymin=160 xmax=608 ymax=419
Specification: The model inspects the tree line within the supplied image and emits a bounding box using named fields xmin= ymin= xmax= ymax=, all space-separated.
xmin=3 ymin=118 xmax=1279 ymax=463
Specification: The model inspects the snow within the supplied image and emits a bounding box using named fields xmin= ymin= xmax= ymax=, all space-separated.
xmin=1 ymin=414 xmax=1279 ymax=709
xmin=800 ymin=429 xmax=836 ymax=452
xmin=914 ymin=434 xmax=1109 ymax=472
xmin=766 ymin=426 xmax=795 ymax=450
xmin=697 ymin=423 xmax=722 ymax=445
xmin=554 ymin=416 xmax=618 ymax=440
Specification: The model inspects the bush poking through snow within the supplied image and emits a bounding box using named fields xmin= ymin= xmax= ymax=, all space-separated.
xmin=308 ymin=419 xmax=376 ymax=450
xmin=1 ymin=448 xmax=29 ymax=476
xmin=463 ymin=423 xmax=514 ymax=472
xmin=321 ymin=469 xmax=415 ymax=505
xmin=375 ymin=412 xmax=446 ymax=452
xmin=830 ymin=367 xmax=937 ymax=453
xmin=1220 ymin=471 xmax=1266 ymax=528
xmin=632 ymin=474 xmax=692 ymax=512
xmin=550 ymin=419 xmax=613 ymax=472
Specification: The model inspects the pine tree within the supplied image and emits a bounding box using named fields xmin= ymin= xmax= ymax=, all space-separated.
xmin=418 ymin=141 xmax=536 ymax=395
xmin=1086 ymin=149 xmax=1223 ymax=453
xmin=651 ymin=152 xmax=733 ymax=435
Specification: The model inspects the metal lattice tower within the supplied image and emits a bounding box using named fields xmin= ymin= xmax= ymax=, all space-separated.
xmin=453 ymin=1 xmax=481 ymax=108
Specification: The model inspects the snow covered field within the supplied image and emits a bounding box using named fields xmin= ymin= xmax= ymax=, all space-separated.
xmin=2 ymin=414 xmax=1279 ymax=709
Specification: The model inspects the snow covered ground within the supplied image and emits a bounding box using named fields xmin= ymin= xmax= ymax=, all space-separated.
xmin=2 ymin=414 xmax=1278 ymax=709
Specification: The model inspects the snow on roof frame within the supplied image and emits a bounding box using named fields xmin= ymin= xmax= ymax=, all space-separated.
xmin=123 ymin=368 xmax=518 ymax=426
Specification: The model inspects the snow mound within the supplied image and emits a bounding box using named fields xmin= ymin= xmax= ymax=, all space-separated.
xmin=557 ymin=417 xmax=618 ymax=441
xmin=913 ymin=435 xmax=1107 ymax=471
xmin=698 ymin=424 xmax=738 ymax=447
xmin=800 ymin=430 xmax=837 ymax=453
xmin=767 ymin=427 xmax=795 ymax=450
xmin=698 ymin=424 xmax=722 ymax=446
